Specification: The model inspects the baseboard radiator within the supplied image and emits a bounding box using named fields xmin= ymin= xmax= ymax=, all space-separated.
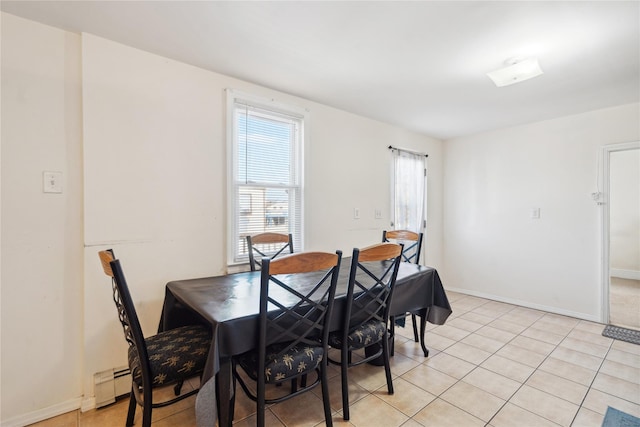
xmin=94 ymin=366 xmax=131 ymax=408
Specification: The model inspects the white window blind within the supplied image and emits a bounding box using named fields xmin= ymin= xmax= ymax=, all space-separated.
xmin=228 ymin=91 xmax=304 ymax=264
xmin=391 ymin=149 xmax=426 ymax=233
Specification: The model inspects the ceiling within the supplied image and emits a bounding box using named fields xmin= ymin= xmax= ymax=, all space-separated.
xmin=2 ymin=1 xmax=639 ymax=140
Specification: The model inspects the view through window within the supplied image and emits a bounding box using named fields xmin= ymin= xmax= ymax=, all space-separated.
xmin=228 ymin=91 xmax=304 ymax=264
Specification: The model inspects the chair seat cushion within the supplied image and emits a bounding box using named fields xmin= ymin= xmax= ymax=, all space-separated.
xmin=128 ymin=324 xmax=211 ymax=387
xmin=237 ymin=342 xmax=324 ymax=383
xmin=329 ymin=319 xmax=386 ymax=350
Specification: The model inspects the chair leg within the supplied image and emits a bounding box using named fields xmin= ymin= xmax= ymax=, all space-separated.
xmin=126 ymin=390 xmax=137 ymax=427
xmin=142 ymin=388 xmax=152 ymax=427
xmin=341 ymin=345 xmax=351 ymax=421
xmin=320 ymin=364 xmax=333 ymax=427
xmin=411 ymin=314 xmax=419 ymax=342
xmin=381 ymin=333 xmax=394 ymax=395
xmin=389 ymin=317 xmax=396 ymax=356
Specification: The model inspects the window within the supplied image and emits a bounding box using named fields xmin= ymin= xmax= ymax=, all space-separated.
xmin=391 ymin=148 xmax=426 ymax=259
xmin=227 ymin=90 xmax=305 ymax=264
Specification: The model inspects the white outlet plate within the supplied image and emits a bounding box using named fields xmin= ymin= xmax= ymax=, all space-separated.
xmin=353 ymin=208 xmax=360 ymax=219
xmin=43 ymin=171 xmax=63 ymax=193
xmin=375 ymin=208 xmax=382 ymax=219
xmin=530 ymin=207 xmax=540 ymax=219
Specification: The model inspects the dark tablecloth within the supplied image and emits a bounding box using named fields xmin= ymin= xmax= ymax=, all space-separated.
xmin=159 ymin=260 xmax=451 ymax=426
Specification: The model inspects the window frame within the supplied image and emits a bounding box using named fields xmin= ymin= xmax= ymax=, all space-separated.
xmin=226 ymin=89 xmax=307 ymax=266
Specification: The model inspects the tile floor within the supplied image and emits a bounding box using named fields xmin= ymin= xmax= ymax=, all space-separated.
xmin=30 ymin=291 xmax=640 ymax=426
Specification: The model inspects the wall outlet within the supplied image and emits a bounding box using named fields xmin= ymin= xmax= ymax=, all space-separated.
xmin=530 ymin=207 xmax=540 ymax=219
xmin=375 ymin=208 xmax=382 ymax=219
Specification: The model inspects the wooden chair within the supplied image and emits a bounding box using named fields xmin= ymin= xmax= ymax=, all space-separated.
xmin=382 ymin=229 xmax=424 ymax=345
xmin=98 ymin=250 xmax=211 ymax=427
xmin=246 ymin=232 xmax=294 ymax=271
xmin=328 ymin=242 xmax=402 ymax=421
xmin=231 ymin=251 xmax=342 ymax=427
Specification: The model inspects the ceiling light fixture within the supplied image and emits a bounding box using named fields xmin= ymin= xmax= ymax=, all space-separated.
xmin=487 ymin=57 xmax=544 ymax=87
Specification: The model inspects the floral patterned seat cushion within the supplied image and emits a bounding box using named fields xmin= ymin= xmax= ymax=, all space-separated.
xmin=128 ymin=324 xmax=211 ymax=387
xmin=237 ymin=342 xmax=324 ymax=384
xmin=329 ymin=319 xmax=386 ymax=350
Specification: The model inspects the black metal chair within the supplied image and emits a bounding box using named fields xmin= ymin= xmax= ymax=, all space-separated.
xmin=246 ymin=232 xmax=294 ymax=271
xmin=382 ymin=229 xmax=424 ymax=345
xmin=328 ymin=242 xmax=402 ymax=421
xmin=231 ymin=250 xmax=342 ymax=427
xmin=98 ymin=250 xmax=211 ymax=427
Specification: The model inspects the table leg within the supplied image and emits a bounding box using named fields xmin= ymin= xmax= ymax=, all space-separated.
xmin=216 ymin=358 xmax=234 ymax=427
xmin=419 ymin=308 xmax=430 ymax=357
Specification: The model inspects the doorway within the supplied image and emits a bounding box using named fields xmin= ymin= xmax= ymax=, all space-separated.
xmin=601 ymin=141 xmax=640 ymax=329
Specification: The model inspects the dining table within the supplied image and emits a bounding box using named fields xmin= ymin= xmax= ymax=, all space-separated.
xmin=158 ymin=259 xmax=452 ymax=427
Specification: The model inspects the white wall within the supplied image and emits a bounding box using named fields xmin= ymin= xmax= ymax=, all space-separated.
xmin=443 ymin=103 xmax=640 ymax=321
xmin=1 ymin=13 xmax=84 ymax=424
xmin=1 ymin=14 xmax=443 ymax=424
xmin=609 ymin=148 xmax=640 ymax=272
xmin=80 ymin=33 xmax=443 ymax=404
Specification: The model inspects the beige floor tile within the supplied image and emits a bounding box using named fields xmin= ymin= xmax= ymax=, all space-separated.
xmin=471 ymin=305 xmax=509 ymax=319
xmin=80 ymin=399 xmax=134 ymax=427
xmin=559 ymin=337 xmax=610 ymax=358
xmin=375 ymin=377 xmax=436 ymax=417
xmin=442 ymin=342 xmax=492 ymax=366
xmin=481 ymin=354 xmax=535 ymax=383
xmin=612 ymin=339 xmax=640 ymax=356
xmin=509 ymin=385 xmax=579 ymax=426
xmin=488 ymin=318 xmax=528 ymax=335
xmin=311 ymin=369 xmax=369 ymax=414
xmin=549 ymin=347 xmax=603 ymax=371
xmin=573 ymin=320 xmax=606 ymax=334
xmin=233 ymin=408 xmax=285 ymax=427
xmin=459 ymin=311 xmax=496 ymax=325
xmin=489 ymin=402 xmax=559 ymax=427
xmin=499 ymin=312 xmax=538 ymax=327
xmin=510 ymin=335 xmax=557 ymax=356
xmin=606 ymin=348 xmax=640 ymax=368
xmin=581 ymin=388 xmax=640 ymax=417
xmin=424 ymin=352 xmax=475 ymax=379
xmin=531 ymin=318 xmax=576 ymax=336
xmin=525 ymin=370 xmax=589 ymax=405
xmin=520 ymin=326 xmax=565 ymax=345
xmin=152 ymin=407 xmax=197 ymax=426
xmin=270 ymin=389 xmax=333 ymax=427
xmin=475 ymin=325 xmax=517 ymax=343
xmin=401 ymin=364 xmax=457 ymax=396
xmin=421 ymin=331 xmax=456 ymax=352
xmin=600 ymin=359 xmax=640 ymax=383
xmin=440 ymin=381 xmax=505 ymax=422
xmin=347 ymin=362 xmax=392 ymax=392
xmin=412 ymin=398 xmax=485 ymax=427
xmin=571 ymin=407 xmax=605 ymax=427
xmin=446 ymin=317 xmax=483 ymax=332
xmin=462 ymin=367 xmax=522 ymax=401
xmin=509 ymin=306 xmax=546 ymax=320
xmin=495 ymin=343 xmax=547 ymax=368
xmin=429 ymin=324 xmax=471 ymax=341
xmin=342 ymin=395 xmax=409 ymax=427
xmin=591 ymin=372 xmax=640 ymax=404
xmin=389 ymin=350 xmax=423 ymax=376
xmin=566 ymin=328 xmax=613 ymax=348
xmin=538 ymin=357 xmax=597 ymax=386
xmin=397 ymin=419 xmax=422 ymax=427
xmin=460 ymin=332 xmax=506 ymax=353
xmin=540 ymin=313 xmax=581 ymax=329
xmin=28 ymin=411 xmax=78 ymax=427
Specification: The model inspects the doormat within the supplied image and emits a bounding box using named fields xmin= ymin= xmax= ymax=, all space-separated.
xmin=602 ymin=325 xmax=640 ymax=345
xmin=601 ymin=406 xmax=640 ymax=427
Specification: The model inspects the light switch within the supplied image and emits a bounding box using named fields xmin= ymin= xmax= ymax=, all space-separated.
xmin=530 ymin=207 xmax=540 ymax=219
xmin=353 ymin=208 xmax=360 ymax=219
xmin=43 ymin=171 xmax=63 ymax=193
xmin=375 ymin=208 xmax=382 ymax=219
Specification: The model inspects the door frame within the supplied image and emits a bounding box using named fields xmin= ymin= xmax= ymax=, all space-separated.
xmin=600 ymin=140 xmax=640 ymax=324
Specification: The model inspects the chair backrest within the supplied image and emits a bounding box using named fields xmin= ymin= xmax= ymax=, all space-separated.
xmin=258 ymin=251 xmax=342 ymax=369
xmin=382 ymin=230 xmax=423 ymax=264
xmin=247 ymin=232 xmax=294 ymax=271
xmin=98 ymin=250 xmax=151 ymax=386
xmin=343 ymin=242 xmax=403 ymax=333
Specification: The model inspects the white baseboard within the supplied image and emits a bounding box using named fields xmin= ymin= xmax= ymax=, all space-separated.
xmin=611 ymin=268 xmax=640 ymax=281
xmin=445 ymin=286 xmax=602 ymax=323
xmin=81 ymin=397 xmax=97 ymax=413
xmin=1 ymin=397 xmax=82 ymax=427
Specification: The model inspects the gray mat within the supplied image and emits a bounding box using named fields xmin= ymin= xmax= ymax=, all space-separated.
xmin=601 ymin=406 xmax=640 ymax=427
xmin=602 ymin=325 xmax=640 ymax=345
